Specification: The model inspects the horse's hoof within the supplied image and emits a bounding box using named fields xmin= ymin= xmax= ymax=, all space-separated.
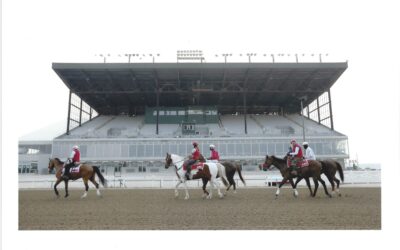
xmin=64 ymin=194 xmax=69 ymax=198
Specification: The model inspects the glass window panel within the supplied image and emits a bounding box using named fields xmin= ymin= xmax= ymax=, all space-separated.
xmin=145 ymin=144 xmax=153 ymax=157
xmin=129 ymin=145 xmax=137 ymax=157
xmin=154 ymin=144 xmax=162 ymax=157
xmin=227 ymin=143 xmax=235 ymax=155
xmin=137 ymin=144 xmax=145 ymax=157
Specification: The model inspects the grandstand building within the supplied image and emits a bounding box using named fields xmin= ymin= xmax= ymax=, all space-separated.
xmin=19 ymin=58 xmax=348 ymax=174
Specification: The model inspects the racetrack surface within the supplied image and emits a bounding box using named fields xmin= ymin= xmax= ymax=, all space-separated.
xmin=19 ymin=187 xmax=380 ymax=230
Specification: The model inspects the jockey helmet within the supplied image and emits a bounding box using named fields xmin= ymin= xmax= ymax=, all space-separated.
xmin=72 ymin=145 xmax=79 ymax=150
xmin=209 ymin=144 xmax=215 ymax=149
xmin=302 ymin=142 xmax=309 ymax=146
xmin=290 ymin=139 xmax=296 ymax=143
xmin=192 ymin=141 xmax=198 ymax=147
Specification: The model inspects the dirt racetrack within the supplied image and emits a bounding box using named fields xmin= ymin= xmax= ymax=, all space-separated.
xmin=19 ymin=187 xmax=380 ymax=230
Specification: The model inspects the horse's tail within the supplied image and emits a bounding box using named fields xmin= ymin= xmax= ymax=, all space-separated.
xmin=235 ymin=163 xmax=246 ymax=186
xmin=93 ymin=166 xmax=107 ymax=187
xmin=217 ymin=163 xmax=229 ymax=187
xmin=335 ymin=161 xmax=344 ymax=182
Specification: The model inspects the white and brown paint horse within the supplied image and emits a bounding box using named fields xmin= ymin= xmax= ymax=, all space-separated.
xmin=165 ymin=153 xmax=228 ymax=200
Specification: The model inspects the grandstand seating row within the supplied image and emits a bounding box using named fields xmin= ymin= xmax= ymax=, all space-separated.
xmin=60 ymin=114 xmax=341 ymax=139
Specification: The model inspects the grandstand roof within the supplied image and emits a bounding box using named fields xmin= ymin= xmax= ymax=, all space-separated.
xmin=53 ymin=62 xmax=347 ymax=115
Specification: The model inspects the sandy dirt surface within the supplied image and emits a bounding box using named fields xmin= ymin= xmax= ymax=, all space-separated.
xmin=19 ymin=187 xmax=380 ymax=230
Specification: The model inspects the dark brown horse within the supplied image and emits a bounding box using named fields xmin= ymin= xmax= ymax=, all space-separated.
xmin=220 ymin=161 xmax=246 ymax=192
xmin=320 ymin=159 xmax=344 ymax=196
xmin=260 ymin=155 xmax=331 ymax=198
xmin=48 ymin=158 xmax=107 ymax=198
xmin=198 ymin=155 xmax=246 ymax=193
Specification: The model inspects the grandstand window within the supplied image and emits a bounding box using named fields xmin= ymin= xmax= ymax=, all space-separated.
xmin=154 ymin=144 xmax=162 ymax=157
xmin=276 ymin=143 xmax=285 ymax=155
xmin=129 ymin=145 xmax=137 ymax=157
xmin=80 ymin=145 xmax=87 ymax=157
xmin=236 ymin=143 xmax=243 ymax=155
xmin=178 ymin=144 xmax=186 ymax=156
xmin=169 ymin=144 xmax=178 ymax=153
xmin=137 ymin=144 xmax=145 ymax=157
xmin=323 ymin=142 xmax=333 ymax=155
xmin=227 ymin=143 xmax=235 ymax=155
xmin=145 ymin=144 xmax=153 ymax=157
xmin=315 ymin=143 xmax=323 ymax=155
xmin=219 ymin=143 xmax=227 ymax=156
xmin=121 ymin=145 xmax=129 ymax=157
xmin=260 ymin=143 xmax=267 ymax=155
xmin=243 ymin=143 xmax=251 ymax=155
xmin=161 ymin=144 xmax=169 ymax=155
xmin=95 ymin=144 xmax=104 ymax=158
xmin=267 ymin=143 xmax=275 ymax=154
xmin=178 ymin=110 xmax=185 ymax=116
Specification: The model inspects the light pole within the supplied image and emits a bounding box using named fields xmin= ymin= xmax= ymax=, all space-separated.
xmin=97 ymin=54 xmax=110 ymax=63
xmin=221 ymin=53 xmax=232 ymax=63
xmin=246 ymin=53 xmax=256 ymax=63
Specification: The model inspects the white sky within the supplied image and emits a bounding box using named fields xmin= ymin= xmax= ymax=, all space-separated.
xmin=2 ymin=0 xmax=400 ymax=249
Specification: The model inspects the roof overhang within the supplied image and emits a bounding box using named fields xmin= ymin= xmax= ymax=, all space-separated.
xmin=53 ymin=62 xmax=347 ymax=115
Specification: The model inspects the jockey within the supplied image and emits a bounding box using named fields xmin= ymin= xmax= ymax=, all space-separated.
xmin=63 ymin=145 xmax=81 ymax=180
xmin=286 ymin=139 xmax=303 ymax=175
xmin=302 ymin=142 xmax=316 ymax=160
xmin=184 ymin=141 xmax=201 ymax=180
xmin=207 ymin=144 xmax=220 ymax=162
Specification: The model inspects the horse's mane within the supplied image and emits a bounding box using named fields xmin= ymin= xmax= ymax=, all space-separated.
xmin=270 ymin=155 xmax=287 ymax=164
xmin=54 ymin=158 xmax=64 ymax=164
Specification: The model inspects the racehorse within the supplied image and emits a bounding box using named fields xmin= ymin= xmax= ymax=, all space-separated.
xmin=320 ymin=159 xmax=344 ymax=196
xmin=48 ymin=158 xmax=107 ymax=199
xmin=220 ymin=161 xmax=246 ymax=193
xmin=198 ymin=155 xmax=246 ymax=193
xmin=260 ymin=155 xmax=331 ymax=198
xmin=165 ymin=153 xmax=228 ymax=200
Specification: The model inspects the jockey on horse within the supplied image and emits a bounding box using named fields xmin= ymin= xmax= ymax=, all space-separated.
xmin=62 ymin=145 xmax=80 ymax=180
xmin=207 ymin=144 xmax=220 ymax=162
xmin=184 ymin=141 xmax=201 ymax=180
xmin=287 ymin=139 xmax=303 ymax=176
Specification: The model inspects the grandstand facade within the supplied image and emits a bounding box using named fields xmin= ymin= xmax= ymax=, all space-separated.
xmin=19 ymin=60 xmax=348 ymax=174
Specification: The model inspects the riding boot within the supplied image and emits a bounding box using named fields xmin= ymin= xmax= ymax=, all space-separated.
xmin=63 ymin=166 xmax=71 ymax=180
xmin=290 ymin=166 xmax=297 ymax=176
xmin=185 ymin=168 xmax=191 ymax=180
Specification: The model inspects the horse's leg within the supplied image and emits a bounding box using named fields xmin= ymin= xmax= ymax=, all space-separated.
xmin=81 ymin=177 xmax=89 ymax=199
xmin=318 ymin=176 xmax=332 ymax=198
xmin=90 ymin=175 xmax=101 ymax=197
xmin=53 ymin=178 xmax=62 ymax=198
xmin=289 ymin=178 xmax=298 ymax=198
xmin=312 ymin=177 xmax=319 ymax=197
xmin=175 ymin=180 xmax=183 ymax=198
xmin=326 ymin=175 xmax=335 ymax=193
xmin=206 ymin=178 xmax=214 ymax=199
xmin=333 ymin=176 xmax=341 ymax=197
xmin=202 ymin=178 xmax=209 ymax=199
xmin=304 ymin=178 xmax=313 ymax=196
xmin=182 ymin=180 xmax=190 ymax=200
xmin=64 ymin=180 xmax=69 ymax=198
xmin=213 ymin=177 xmax=224 ymax=199
xmin=275 ymin=177 xmax=288 ymax=198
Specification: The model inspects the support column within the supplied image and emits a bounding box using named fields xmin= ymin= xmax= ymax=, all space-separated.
xmin=156 ymin=83 xmax=160 ymax=135
xmin=243 ymin=93 xmax=247 ymax=134
xmin=66 ymin=91 xmax=72 ymax=135
xmin=79 ymin=98 xmax=83 ymax=126
xmin=328 ymin=89 xmax=334 ymax=130
xmin=316 ymin=96 xmax=321 ymax=124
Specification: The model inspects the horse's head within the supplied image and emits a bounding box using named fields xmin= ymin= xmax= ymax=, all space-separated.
xmin=48 ymin=158 xmax=55 ymax=173
xmin=165 ymin=153 xmax=173 ymax=169
xmin=259 ymin=155 xmax=275 ymax=171
xmin=48 ymin=158 xmax=63 ymax=173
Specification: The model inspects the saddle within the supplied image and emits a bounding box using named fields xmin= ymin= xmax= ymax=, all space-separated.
xmin=183 ymin=162 xmax=204 ymax=171
xmin=287 ymin=158 xmax=309 ymax=168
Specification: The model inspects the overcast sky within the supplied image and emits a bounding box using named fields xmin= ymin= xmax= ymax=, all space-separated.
xmin=2 ymin=0 xmax=400 ymax=249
